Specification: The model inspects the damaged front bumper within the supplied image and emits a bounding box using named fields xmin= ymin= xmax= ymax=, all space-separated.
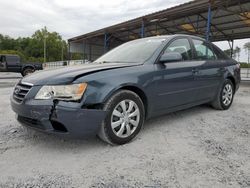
xmin=10 ymin=97 xmax=106 ymax=138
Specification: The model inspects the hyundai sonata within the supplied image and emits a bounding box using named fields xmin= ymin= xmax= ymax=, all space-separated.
xmin=11 ymin=35 xmax=240 ymax=145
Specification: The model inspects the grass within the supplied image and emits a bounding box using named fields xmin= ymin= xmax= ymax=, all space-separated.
xmin=240 ymin=62 xmax=250 ymax=68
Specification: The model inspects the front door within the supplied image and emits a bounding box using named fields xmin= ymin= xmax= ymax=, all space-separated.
xmin=153 ymin=37 xmax=201 ymax=113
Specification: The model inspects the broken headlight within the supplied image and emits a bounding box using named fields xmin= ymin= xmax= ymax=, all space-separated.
xmin=35 ymin=83 xmax=87 ymax=101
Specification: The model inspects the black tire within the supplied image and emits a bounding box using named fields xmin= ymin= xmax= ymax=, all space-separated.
xmin=21 ymin=67 xmax=35 ymax=77
xmin=98 ymin=90 xmax=145 ymax=145
xmin=211 ymin=79 xmax=234 ymax=110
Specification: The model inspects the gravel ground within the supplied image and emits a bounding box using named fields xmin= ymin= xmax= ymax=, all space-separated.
xmin=0 ymin=73 xmax=249 ymax=188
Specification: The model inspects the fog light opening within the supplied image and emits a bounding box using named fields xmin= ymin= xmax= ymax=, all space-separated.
xmin=51 ymin=120 xmax=68 ymax=132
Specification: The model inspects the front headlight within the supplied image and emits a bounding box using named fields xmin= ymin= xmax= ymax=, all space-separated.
xmin=35 ymin=83 xmax=87 ymax=101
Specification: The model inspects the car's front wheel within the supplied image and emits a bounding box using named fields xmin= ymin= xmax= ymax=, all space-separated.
xmin=98 ymin=90 xmax=145 ymax=145
xmin=211 ymin=79 xmax=234 ymax=110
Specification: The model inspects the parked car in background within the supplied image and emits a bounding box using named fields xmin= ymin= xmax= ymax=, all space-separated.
xmin=10 ymin=35 xmax=240 ymax=145
xmin=0 ymin=54 xmax=43 ymax=76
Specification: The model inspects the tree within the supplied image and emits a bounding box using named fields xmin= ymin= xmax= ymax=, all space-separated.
xmin=223 ymin=47 xmax=241 ymax=61
xmin=234 ymin=46 xmax=241 ymax=62
xmin=223 ymin=49 xmax=232 ymax=57
xmin=0 ymin=50 xmax=26 ymax=62
xmin=0 ymin=27 xmax=68 ymax=63
xmin=0 ymin=34 xmax=19 ymax=51
xmin=29 ymin=27 xmax=68 ymax=62
xmin=243 ymin=42 xmax=250 ymax=64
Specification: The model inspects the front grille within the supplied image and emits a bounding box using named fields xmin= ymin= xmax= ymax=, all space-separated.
xmin=13 ymin=82 xmax=33 ymax=103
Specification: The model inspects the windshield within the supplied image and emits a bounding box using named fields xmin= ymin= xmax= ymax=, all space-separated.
xmin=95 ymin=38 xmax=167 ymax=63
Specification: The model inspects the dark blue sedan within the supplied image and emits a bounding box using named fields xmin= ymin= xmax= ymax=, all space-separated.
xmin=11 ymin=35 xmax=240 ymax=145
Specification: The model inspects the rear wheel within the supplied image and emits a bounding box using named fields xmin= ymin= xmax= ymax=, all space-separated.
xmin=211 ymin=79 xmax=234 ymax=110
xmin=21 ymin=67 xmax=35 ymax=77
xmin=98 ymin=90 xmax=145 ymax=145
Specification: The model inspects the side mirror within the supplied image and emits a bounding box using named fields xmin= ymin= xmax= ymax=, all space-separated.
xmin=160 ymin=52 xmax=182 ymax=63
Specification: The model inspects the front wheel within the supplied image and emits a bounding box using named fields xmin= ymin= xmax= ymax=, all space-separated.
xmin=98 ymin=90 xmax=145 ymax=145
xmin=211 ymin=79 xmax=234 ymax=110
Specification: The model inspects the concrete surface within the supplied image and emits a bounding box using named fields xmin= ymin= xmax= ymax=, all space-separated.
xmin=0 ymin=72 xmax=249 ymax=188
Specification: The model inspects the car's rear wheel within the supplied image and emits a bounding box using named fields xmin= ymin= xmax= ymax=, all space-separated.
xmin=21 ymin=67 xmax=35 ymax=77
xmin=98 ymin=90 xmax=145 ymax=145
xmin=211 ymin=79 xmax=234 ymax=110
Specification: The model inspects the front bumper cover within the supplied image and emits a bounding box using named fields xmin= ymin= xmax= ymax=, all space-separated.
xmin=11 ymin=97 xmax=106 ymax=138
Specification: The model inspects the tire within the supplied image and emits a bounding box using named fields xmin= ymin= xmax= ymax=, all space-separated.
xmin=98 ymin=90 xmax=145 ymax=145
xmin=21 ymin=67 xmax=35 ymax=77
xmin=211 ymin=79 xmax=234 ymax=110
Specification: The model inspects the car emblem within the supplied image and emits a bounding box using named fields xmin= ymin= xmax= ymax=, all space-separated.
xmin=14 ymin=87 xmax=20 ymax=95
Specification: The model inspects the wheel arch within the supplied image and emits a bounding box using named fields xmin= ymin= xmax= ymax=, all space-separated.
xmin=226 ymin=76 xmax=236 ymax=93
xmin=22 ymin=65 xmax=35 ymax=71
xmin=104 ymin=84 xmax=149 ymax=119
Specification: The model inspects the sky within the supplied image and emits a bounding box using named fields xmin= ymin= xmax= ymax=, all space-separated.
xmin=0 ymin=0 xmax=249 ymax=62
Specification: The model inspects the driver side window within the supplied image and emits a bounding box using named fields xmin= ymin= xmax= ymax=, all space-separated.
xmin=0 ymin=56 xmax=6 ymax=62
xmin=164 ymin=38 xmax=192 ymax=61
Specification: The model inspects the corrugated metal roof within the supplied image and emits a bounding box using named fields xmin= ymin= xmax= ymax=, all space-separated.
xmin=68 ymin=0 xmax=250 ymax=45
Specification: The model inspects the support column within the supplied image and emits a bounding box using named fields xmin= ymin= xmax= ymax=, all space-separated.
xmin=68 ymin=43 xmax=71 ymax=60
xmin=206 ymin=1 xmax=212 ymax=41
xmin=104 ymin=33 xmax=112 ymax=53
xmin=83 ymin=41 xmax=86 ymax=60
xmin=141 ymin=19 xmax=145 ymax=38
xmin=231 ymin=40 xmax=234 ymax=58
xmin=89 ymin=42 xmax=92 ymax=61
xmin=104 ymin=33 xmax=108 ymax=53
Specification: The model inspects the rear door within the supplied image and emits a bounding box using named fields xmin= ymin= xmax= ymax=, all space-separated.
xmin=191 ymin=38 xmax=224 ymax=101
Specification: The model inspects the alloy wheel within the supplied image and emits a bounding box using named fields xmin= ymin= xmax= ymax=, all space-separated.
xmin=222 ymin=83 xmax=233 ymax=106
xmin=111 ymin=100 xmax=140 ymax=138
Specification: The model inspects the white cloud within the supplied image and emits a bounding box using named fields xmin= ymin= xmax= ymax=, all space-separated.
xmin=0 ymin=0 xmax=187 ymax=39
xmin=0 ymin=0 xmax=249 ymax=62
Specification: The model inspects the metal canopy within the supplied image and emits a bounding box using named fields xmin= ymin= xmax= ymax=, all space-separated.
xmin=68 ymin=0 xmax=250 ymax=61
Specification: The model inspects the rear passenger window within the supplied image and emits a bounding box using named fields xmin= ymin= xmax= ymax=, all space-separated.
xmin=193 ymin=39 xmax=216 ymax=60
xmin=164 ymin=38 xmax=192 ymax=61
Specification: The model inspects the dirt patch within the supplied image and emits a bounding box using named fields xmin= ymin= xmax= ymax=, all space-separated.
xmin=0 ymin=81 xmax=249 ymax=187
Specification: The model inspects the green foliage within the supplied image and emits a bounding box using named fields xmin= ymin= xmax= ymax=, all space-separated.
xmin=71 ymin=53 xmax=83 ymax=60
xmin=244 ymin=42 xmax=250 ymax=63
xmin=0 ymin=50 xmax=26 ymax=62
xmin=0 ymin=27 xmax=68 ymax=63
xmin=223 ymin=49 xmax=231 ymax=57
xmin=223 ymin=46 xmax=241 ymax=61
xmin=240 ymin=62 xmax=250 ymax=68
xmin=243 ymin=42 xmax=250 ymax=50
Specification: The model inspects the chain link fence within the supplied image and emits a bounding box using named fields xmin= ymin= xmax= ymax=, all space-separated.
xmin=43 ymin=60 xmax=90 ymax=70
xmin=240 ymin=62 xmax=250 ymax=81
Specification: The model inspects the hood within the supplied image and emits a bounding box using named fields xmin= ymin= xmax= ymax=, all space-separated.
xmin=21 ymin=63 xmax=140 ymax=86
